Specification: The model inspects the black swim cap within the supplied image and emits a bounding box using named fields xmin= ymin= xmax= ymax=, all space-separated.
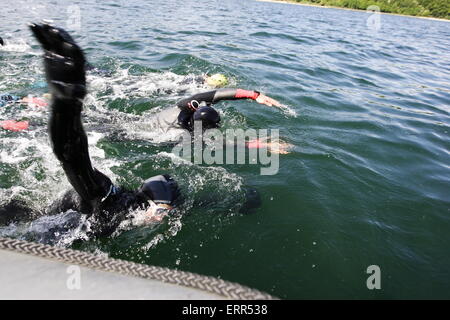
xmin=138 ymin=174 xmax=180 ymax=205
xmin=193 ymin=106 xmax=220 ymax=129
xmin=0 ymin=37 xmax=3 ymax=46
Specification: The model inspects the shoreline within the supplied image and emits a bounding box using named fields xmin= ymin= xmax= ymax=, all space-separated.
xmin=256 ymin=0 xmax=450 ymax=22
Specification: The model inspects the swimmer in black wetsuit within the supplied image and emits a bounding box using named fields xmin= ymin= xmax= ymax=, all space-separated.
xmin=160 ymin=88 xmax=290 ymax=154
xmin=27 ymin=22 xmax=180 ymax=236
xmin=0 ymin=37 xmax=4 ymax=46
xmin=147 ymin=87 xmax=290 ymax=154
xmin=146 ymin=86 xmax=291 ymax=154
xmin=175 ymin=88 xmax=282 ymax=132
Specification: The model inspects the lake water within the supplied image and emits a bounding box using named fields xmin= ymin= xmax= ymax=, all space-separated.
xmin=1 ymin=0 xmax=449 ymax=299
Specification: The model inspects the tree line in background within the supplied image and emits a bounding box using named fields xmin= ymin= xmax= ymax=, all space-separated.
xmin=293 ymin=0 xmax=450 ymax=19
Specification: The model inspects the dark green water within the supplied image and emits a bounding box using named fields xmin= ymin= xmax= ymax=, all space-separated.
xmin=1 ymin=0 xmax=449 ymax=299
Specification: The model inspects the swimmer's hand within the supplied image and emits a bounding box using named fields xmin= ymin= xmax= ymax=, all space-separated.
xmin=21 ymin=96 xmax=48 ymax=108
xmin=247 ymin=138 xmax=292 ymax=154
xmin=256 ymin=93 xmax=282 ymax=108
xmin=29 ymin=23 xmax=86 ymax=101
xmin=268 ymin=140 xmax=292 ymax=155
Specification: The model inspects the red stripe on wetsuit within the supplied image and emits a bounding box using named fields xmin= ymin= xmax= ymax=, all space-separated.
xmin=235 ymin=89 xmax=260 ymax=100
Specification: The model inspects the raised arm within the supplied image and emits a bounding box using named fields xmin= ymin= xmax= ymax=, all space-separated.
xmin=30 ymin=23 xmax=112 ymax=203
xmin=176 ymin=88 xmax=280 ymax=112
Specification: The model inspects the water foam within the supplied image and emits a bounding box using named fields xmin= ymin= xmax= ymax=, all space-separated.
xmin=1 ymin=60 xmax=248 ymax=249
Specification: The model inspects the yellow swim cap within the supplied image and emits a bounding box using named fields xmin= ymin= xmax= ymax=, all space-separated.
xmin=205 ymin=73 xmax=228 ymax=88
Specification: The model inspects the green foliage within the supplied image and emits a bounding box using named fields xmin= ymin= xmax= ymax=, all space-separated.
xmin=292 ymin=0 xmax=450 ymax=19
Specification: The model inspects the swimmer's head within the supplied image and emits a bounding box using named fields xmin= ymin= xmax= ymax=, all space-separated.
xmin=0 ymin=37 xmax=4 ymax=46
xmin=138 ymin=174 xmax=180 ymax=206
xmin=137 ymin=174 xmax=180 ymax=224
xmin=205 ymin=73 xmax=228 ymax=88
xmin=193 ymin=106 xmax=221 ymax=129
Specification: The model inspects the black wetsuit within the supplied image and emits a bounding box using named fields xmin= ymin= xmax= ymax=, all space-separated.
xmin=1 ymin=23 xmax=180 ymax=237
xmin=176 ymin=88 xmax=260 ymax=131
xmin=46 ymin=96 xmax=179 ymax=236
xmin=45 ymin=88 xmax=261 ymax=231
xmin=1 ymin=24 xmax=262 ymax=234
